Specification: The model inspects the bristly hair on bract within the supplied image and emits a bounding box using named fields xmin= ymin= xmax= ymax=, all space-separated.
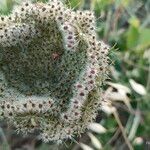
xmin=0 ymin=0 xmax=110 ymax=143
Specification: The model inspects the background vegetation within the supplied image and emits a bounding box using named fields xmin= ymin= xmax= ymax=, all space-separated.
xmin=0 ymin=0 xmax=149 ymax=149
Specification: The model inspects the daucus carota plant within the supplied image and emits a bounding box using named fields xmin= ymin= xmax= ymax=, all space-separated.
xmin=0 ymin=0 xmax=109 ymax=143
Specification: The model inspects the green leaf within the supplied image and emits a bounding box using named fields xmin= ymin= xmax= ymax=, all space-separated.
xmin=126 ymin=26 xmax=139 ymax=49
xmin=126 ymin=17 xmax=140 ymax=49
xmin=93 ymin=0 xmax=113 ymax=12
xmin=66 ymin=0 xmax=84 ymax=9
xmin=136 ymin=28 xmax=150 ymax=50
xmin=0 ymin=0 xmax=7 ymax=14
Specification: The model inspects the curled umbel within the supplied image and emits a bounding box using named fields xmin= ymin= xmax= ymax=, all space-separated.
xmin=0 ymin=0 xmax=109 ymax=143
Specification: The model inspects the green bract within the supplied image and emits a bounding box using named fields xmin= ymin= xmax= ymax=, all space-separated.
xmin=0 ymin=0 xmax=109 ymax=143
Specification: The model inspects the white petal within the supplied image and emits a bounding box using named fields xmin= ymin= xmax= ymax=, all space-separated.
xmin=129 ymin=79 xmax=146 ymax=95
xmin=101 ymin=102 xmax=116 ymax=115
xmin=88 ymin=123 xmax=107 ymax=134
xmin=133 ymin=137 xmax=143 ymax=145
xmin=107 ymin=82 xmax=131 ymax=93
xmin=80 ymin=143 xmax=94 ymax=150
xmin=88 ymin=132 xmax=102 ymax=149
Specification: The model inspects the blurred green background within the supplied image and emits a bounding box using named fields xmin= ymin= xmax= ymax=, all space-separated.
xmin=0 ymin=0 xmax=150 ymax=149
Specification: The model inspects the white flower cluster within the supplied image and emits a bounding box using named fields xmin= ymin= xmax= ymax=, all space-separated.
xmin=0 ymin=0 xmax=109 ymax=143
